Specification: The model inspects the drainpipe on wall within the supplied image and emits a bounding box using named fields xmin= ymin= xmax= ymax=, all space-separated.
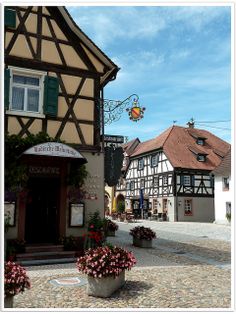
xmin=175 ymin=172 xmax=179 ymax=221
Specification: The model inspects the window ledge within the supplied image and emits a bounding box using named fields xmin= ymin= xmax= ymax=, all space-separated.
xmin=6 ymin=110 xmax=45 ymax=119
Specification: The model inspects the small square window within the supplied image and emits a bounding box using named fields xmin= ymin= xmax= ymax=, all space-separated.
xmin=197 ymin=138 xmax=205 ymax=145
xmin=197 ymin=154 xmax=206 ymax=162
xmin=183 ymin=175 xmax=191 ymax=186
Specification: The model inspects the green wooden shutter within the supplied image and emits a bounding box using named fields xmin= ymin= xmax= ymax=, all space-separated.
xmin=4 ymin=68 xmax=10 ymax=110
xmin=5 ymin=8 xmax=16 ymax=28
xmin=43 ymin=76 xmax=59 ymax=117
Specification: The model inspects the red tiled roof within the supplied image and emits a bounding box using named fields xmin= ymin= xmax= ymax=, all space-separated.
xmin=131 ymin=126 xmax=173 ymax=157
xmin=130 ymin=125 xmax=230 ymax=171
xmin=122 ymin=138 xmax=140 ymax=155
xmin=212 ymin=149 xmax=231 ymax=176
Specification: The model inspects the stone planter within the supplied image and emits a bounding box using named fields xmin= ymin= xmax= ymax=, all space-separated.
xmin=107 ymin=230 xmax=115 ymax=237
xmin=4 ymin=296 xmax=14 ymax=308
xmin=87 ymin=271 xmax=125 ymax=297
xmin=133 ymin=237 xmax=153 ymax=248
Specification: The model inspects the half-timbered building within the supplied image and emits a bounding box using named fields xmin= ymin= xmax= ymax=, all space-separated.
xmin=116 ymin=125 xmax=230 ymax=222
xmin=4 ymin=6 xmax=119 ymax=248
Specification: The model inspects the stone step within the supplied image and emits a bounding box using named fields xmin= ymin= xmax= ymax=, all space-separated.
xmin=16 ymin=251 xmax=76 ymax=261
xmin=19 ymin=257 xmax=77 ymax=266
xmin=25 ymin=244 xmax=64 ymax=253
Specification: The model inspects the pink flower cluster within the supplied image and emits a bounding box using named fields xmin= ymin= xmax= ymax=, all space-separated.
xmin=4 ymin=261 xmax=31 ymax=297
xmin=77 ymin=246 xmax=136 ymax=278
xmin=130 ymin=226 xmax=156 ymax=240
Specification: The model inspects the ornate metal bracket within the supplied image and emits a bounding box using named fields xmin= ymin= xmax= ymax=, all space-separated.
xmin=99 ymin=94 xmax=144 ymax=125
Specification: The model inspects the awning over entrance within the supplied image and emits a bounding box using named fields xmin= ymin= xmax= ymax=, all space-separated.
xmin=23 ymin=142 xmax=87 ymax=164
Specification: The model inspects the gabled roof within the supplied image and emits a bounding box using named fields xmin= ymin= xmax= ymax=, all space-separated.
xmin=58 ymin=7 xmax=119 ymax=87
xmin=130 ymin=125 xmax=230 ymax=171
xmin=212 ymin=149 xmax=231 ymax=176
xmin=122 ymin=138 xmax=140 ymax=156
xmin=131 ymin=126 xmax=173 ymax=157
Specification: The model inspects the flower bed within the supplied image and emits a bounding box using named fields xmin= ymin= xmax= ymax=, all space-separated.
xmin=77 ymin=245 xmax=136 ymax=278
xmin=129 ymin=226 xmax=156 ymax=240
xmin=5 ymin=261 xmax=31 ymax=298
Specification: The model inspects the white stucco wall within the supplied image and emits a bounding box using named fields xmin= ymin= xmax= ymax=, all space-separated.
xmin=214 ymin=176 xmax=232 ymax=224
xmin=66 ymin=151 xmax=104 ymax=237
xmin=177 ymin=197 xmax=214 ymax=222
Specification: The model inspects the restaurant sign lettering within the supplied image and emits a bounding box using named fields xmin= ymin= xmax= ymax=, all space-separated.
xmin=23 ymin=142 xmax=86 ymax=160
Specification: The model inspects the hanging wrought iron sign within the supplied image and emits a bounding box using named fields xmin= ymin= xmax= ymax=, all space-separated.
xmin=101 ymin=94 xmax=146 ymax=125
xmin=126 ymin=98 xmax=146 ymax=122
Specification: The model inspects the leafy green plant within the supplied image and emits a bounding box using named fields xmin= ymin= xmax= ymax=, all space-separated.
xmin=59 ymin=235 xmax=78 ymax=251
xmin=226 ymin=212 xmax=231 ymax=222
xmin=5 ymin=132 xmax=59 ymax=194
xmin=117 ymin=202 xmax=125 ymax=213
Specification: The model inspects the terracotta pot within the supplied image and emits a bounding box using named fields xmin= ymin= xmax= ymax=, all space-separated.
xmin=87 ymin=271 xmax=125 ymax=298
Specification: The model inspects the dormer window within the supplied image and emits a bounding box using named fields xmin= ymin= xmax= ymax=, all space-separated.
xmin=196 ymin=138 xmax=205 ymax=145
xmin=197 ymin=154 xmax=206 ymax=162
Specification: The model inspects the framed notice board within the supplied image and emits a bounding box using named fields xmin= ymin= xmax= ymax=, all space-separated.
xmin=69 ymin=203 xmax=85 ymax=227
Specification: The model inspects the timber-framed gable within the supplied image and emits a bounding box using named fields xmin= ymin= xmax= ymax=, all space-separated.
xmin=5 ymin=6 xmax=119 ymax=151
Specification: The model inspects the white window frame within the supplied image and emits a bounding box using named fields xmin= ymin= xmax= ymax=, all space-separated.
xmin=7 ymin=66 xmax=46 ymax=118
xmin=222 ymin=177 xmax=229 ymax=191
xmin=151 ymin=154 xmax=158 ymax=167
xmin=183 ymin=175 xmax=191 ymax=186
xmin=184 ymin=199 xmax=193 ymax=216
xmin=163 ymin=175 xmax=168 ymax=186
xmin=153 ymin=176 xmax=158 ymax=187
xmin=130 ymin=181 xmax=135 ymax=190
xmin=197 ymin=154 xmax=206 ymax=162
xmin=138 ymin=158 xmax=144 ymax=170
xmin=197 ymin=138 xmax=205 ymax=145
xmin=140 ymin=178 xmax=145 ymax=189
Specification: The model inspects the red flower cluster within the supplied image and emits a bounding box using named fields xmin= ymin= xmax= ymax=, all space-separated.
xmin=130 ymin=226 xmax=156 ymax=240
xmin=83 ymin=231 xmax=103 ymax=243
xmin=77 ymin=246 xmax=136 ymax=278
xmin=4 ymin=261 xmax=31 ymax=297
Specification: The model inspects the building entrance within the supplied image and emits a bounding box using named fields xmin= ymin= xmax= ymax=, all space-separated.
xmin=25 ymin=177 xmax=60 ymax=244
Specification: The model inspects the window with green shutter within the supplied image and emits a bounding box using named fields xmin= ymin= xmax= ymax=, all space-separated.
xmin=5 ymin=8 xmax=16 ymax=28
xmin=7 ymin=67 xmax=47 ymax=117
xmin=4 ymin=68 xmax=10 ymax=110
xmin=43 ymin=76 xmax=59 ymax=117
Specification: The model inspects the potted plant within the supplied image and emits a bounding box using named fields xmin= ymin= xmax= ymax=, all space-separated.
xmin=130 ymin=226 xmax=156 ymax=248
xmin=4 ymin=261 xmax=31 ymax=308
xmin=83 ymin=211 xmax=106 ymax=250
xmin=106 ymin=219 xmax=119 ymax=237
xmin=77 ymin=245 xmax=136 ymax=297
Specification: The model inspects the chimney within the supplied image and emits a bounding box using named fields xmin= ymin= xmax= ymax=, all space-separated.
xmin=187 ymin=118 xmax=195 ymax=128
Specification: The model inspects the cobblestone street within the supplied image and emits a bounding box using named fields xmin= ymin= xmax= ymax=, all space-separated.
xmin=13 ymin=221 xmax=231 ymax=309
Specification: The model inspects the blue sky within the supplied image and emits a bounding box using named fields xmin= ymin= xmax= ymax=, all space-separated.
xmin=67 ymin=5 xmax=231 ymax=144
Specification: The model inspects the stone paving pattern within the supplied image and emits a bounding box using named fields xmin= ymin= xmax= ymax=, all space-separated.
xmin=13 ymin=221 xmax=231 ymax=309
